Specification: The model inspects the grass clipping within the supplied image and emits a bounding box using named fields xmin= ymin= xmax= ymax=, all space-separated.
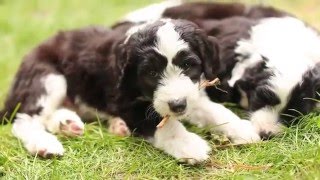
xmin=156 ymin=78 xmax=220 ymax=128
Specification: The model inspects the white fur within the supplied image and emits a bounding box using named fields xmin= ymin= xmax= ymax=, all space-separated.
xmin=152 ymin=118 xmax=211 ymax=164
xmin=12 ymin=113 xmax=64 ymax=157
xmin=123 ymin=0 xmax=181 ymax=23
xmin=187 ymin=95 xmax=261 ymax=144
xmin=37 ymin=74 xmax=67 ymax=118
xmin=233 ymin=17 xmax=320 ymax=134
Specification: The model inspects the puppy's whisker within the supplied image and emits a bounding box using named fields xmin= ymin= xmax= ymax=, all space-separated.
xmin=147 ymin=110 xmax=159 ymax=120
xmin=180 ymin=68 xmax=189 ymax=74
xmin=215 ymin=86 xmax=228 ymax=94
xmin=145 ymin=104 xmax=154 ymax=118
xmin=145 ymin=104 xmax=161 ymax=121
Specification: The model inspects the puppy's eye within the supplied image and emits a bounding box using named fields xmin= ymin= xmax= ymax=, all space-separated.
xmin=182 ymin=61 xmax=192 ymax=69
xmin=149 ymin=70 xmax=158 ymax=77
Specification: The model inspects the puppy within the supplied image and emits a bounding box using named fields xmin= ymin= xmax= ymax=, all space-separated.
xmin=122 ymin=1 xmax=320 ymax=139
xmin=0 ymin=18 xmax=260 ymax=163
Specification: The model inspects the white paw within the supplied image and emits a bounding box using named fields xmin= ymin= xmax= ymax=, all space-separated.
xmin=25 ymin=132 xmax=65 ymax=158
xmin=47 ymin=108 xmax=85 ymax=136
xmin=171 ymin=133 xmax=211 ymax=165
xmin=108 ymin=117 xmax=131 ymax=137
xmin=228 ymin=120 xmax=261 ymax=144
xmin=250 ymin=108 xmax=284 ymax=139
xmin=177 ymin=133 xmax=211 ymax=164
xmin=157 ymin=132 xmax=211 ymax=165
xmin=253 ymin=120 xmax=283 ymax=140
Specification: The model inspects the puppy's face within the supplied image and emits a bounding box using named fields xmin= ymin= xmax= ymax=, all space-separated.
xmin=123 ymin=19 xmax=219 ymax=118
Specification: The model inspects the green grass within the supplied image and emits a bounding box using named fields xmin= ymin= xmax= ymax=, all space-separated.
xmin=1 ymin=0 xmax=320 ymax=179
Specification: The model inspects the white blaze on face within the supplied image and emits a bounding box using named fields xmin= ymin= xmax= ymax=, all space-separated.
xmin=154 ymin=22 xmax=188 ymax=62
xmin=152 ymin=22 xmax=200 ymax=118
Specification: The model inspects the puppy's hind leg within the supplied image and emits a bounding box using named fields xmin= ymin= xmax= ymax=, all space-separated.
xmin=38 ymin=74 xmax=85 ymax=137
xmin=10 ymin=73 xmax=83 ymax=157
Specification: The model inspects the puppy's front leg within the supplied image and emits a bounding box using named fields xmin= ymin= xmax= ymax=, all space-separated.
xmin=124 ymin=101 xmax=210 ymax=164
xmin=151 ymin=118 xmax=211 ymax=165
xmin=188 ymin=96 xmax=261 ymax=144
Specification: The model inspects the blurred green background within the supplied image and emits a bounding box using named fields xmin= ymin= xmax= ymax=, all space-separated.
xmin=0 ymin=0 xmax=319 ymax=104
xmin=1 ymin=0 xmax=320 ymax=179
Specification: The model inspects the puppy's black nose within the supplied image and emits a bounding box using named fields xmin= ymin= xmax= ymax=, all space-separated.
xmin=168 ymin=98 xmax=187 ymax=113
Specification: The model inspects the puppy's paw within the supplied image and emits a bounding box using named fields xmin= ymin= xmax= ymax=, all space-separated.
xmin=48 ymin=108 xmax=85 ymax=136
xmin=108 ymin=117 xmax=131 ymax=137
xmin=25 ymin=133 xmax=64 ymax=158
xmin=250 ymin=109 xmax=284 ymax=140
xmin=228 ymin=120 xmax=261 ymax=144
xmin=173 ymin=133 xmax=211 ymax=165
xmin=158 ymin=132 xmax=211 ymax=165
xmin=254 ymin=122 xmax=283 ymax=140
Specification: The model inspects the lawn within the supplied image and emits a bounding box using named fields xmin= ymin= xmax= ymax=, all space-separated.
xmin=1 ymin=0 xmax=320 ymax=179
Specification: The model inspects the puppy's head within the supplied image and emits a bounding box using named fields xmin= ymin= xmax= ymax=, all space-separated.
xmin=119 ymin=19 xmax=219 ymax=118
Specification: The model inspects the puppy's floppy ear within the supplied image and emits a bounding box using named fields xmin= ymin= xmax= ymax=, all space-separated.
xmin=199 ymin=35 xmax=220 ymax=80
xmin=115 ymin=41 xmax=131 ymax=88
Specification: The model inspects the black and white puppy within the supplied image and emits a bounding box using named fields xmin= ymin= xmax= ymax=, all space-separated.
xmin=122 ymin=1 xmax=320 ymax=139
xmin=0 ymin=17 xmax=259 ymax=163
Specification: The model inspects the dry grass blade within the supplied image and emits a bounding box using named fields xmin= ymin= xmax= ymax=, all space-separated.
xmin=206 ymin=160 xmax=272 ymax=172
xmin=231 ymin=163 xmax=272 ymax=171
xmin=215 ymin=141 xmax=267 ymax=150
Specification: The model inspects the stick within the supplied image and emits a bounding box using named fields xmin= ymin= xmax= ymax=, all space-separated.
xmin=199 ymin=78 xmax=220 ymax=89
xmin=156 ymin=115 xmax=170 ymax=128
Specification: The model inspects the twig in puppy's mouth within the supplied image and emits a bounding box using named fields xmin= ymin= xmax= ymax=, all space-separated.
xmin=156 ymin=115 xmax=170 ymax=128
xmin=199 ymin=78 xmax=220 ymax=89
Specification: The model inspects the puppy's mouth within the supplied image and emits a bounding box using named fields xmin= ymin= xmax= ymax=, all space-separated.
xmin=171 ymin=111 xmax=186 ymax=116
xmin=167 ymin=110 xmax=189 ymax=120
